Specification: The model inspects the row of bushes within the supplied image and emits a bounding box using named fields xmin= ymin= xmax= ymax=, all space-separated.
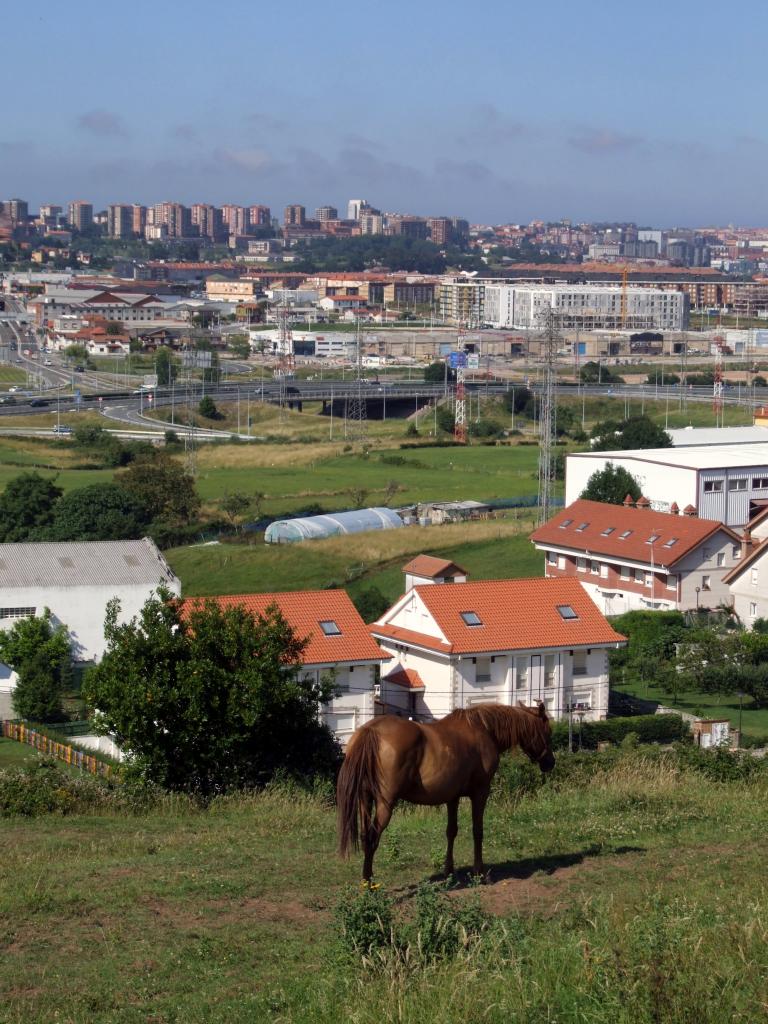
xmin=550 ymin=713 xmax=690 ymax=751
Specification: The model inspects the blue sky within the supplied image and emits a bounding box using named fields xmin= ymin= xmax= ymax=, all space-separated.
xmin=2 ymin=0 xmax=767 ymax=225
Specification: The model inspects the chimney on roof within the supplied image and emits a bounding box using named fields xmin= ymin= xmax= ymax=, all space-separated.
xmin=742 ymin=527 xmax=754 ymax=560
xmin=636 ymin=495 xmax=651 ymax=509
xmin=623 ymin=494 xmax=635 ymax=507
xmin=670 ymin=502 xmax=679 ymax=515
xmin=683 ymin=504 xmax=697 ymax=517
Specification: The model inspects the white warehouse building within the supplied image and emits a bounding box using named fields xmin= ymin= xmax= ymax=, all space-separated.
xmin=483 ymin=283 xmax=689 ymax=331
xmin=566 ymin=444 xmax=768 ymax=527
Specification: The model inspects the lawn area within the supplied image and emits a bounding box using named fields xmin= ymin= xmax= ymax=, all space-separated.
xmin=167 ymin=518 xmax=543 ymax=598
xmin=2 ymin=752 xmax=768 ymax=1022
xmin=0 ymin=737 xmax=39 ymax=767
xmin=0 ymin=366 xmax=28 ymax=385
xmin=614 ymin=675 xmax=768 ymax=741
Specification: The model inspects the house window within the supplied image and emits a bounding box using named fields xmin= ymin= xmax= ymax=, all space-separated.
xmin=600 ymin=527 xmax=615 ymax=536
xmin=544 ymin=654 xmax=557 ymax=687
xmin=729 ymin=478 xmax=747 ymax=491
xmin=667 ymin=575 xmax=678 ymax=590
xmin=753 ymin=477 xmax=768 ymax=489
xmin=717 ymin=552 xmax=725 ymax=567
xmin=645 ymin=572 xmax=653 ymax=587
xmin=557 ymin=605 xmax=579 ymax=620
xmin=733 ymin=546 xmax=741 ymax=560
xmin=703 ymin=548 xmax=711 ymax=561
xmin=702 ymin=575 xmax=711 ymax=591
xmin=460 ymin=611 xmax=483 ymax=626
xmin=662 ymin=538 xmax=678 ymax=549
xmin=750 ymin=602 xmax=758 ymax=618
xmin=0 ymin=607 xmax=36 ymax=620
xmin=575 ymin=522 xmax=589 ymax=533
xmin=572 ymin=650 xmax=588 ymax=676
xmin=515 ymin=658 xmax=529 ymax=688
xmin=751 ymin=568 xmax=759 ymax=587
xmin=547 ymin=551 xmax=558 ymax=565
xmin=591 ymin=560 xmax=600 ymax=575
xmin=572 ymin=690 xmax=593 ymax=710
xmin=619 ymin=530 xmax=633 ymax=540
xmin=559 ymin=518 xmax=573 ymax=529
xmin=634 ymin=568 xmax=645 ymax=583
xmin=475 ymin=657 xmax=491 ymax=683
xmin=319 ymin=620 xmax=342 ymax=635
xmin=703 ymin=480 xmax=723 ymax=492
xmin=577 ymin=557 xmax=588 ymax=572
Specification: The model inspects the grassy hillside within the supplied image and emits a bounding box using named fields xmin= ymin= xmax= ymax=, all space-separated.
xmin=2 ymin=749 xmax=767 ymax=1022
xmin=167 ymin=518 xmax=543 ymax=598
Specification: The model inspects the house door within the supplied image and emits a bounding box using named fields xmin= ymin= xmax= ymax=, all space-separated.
xmin=529 ymin=654 xmax=543 ymax=701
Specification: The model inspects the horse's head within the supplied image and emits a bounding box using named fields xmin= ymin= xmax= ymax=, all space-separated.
xmin=518 ymin=702 xmax=556 ymax=774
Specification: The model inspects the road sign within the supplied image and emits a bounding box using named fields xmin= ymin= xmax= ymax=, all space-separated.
xmin=143 ymin=374 xmax=158 ymax=388
xmin=449 ymin=351 xmax=468 ymax=368
xmin=181 ymin=351 xmax=213 ymax=369
xmin=467 ymin=354 xmax=480 ymax=369
xmin=74 ymin=390 xmax=81 ymax=406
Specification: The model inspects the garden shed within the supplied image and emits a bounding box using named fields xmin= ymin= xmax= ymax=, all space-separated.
xmin=264 ymin=507 xmax=403 ymax=544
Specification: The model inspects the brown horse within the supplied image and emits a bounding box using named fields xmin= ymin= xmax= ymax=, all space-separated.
xmin=337 ymin=702 xmax=555 ymax=880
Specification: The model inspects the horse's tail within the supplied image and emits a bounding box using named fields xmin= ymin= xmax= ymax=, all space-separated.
xmin=337 ymin=724 xmax=381 ymax=859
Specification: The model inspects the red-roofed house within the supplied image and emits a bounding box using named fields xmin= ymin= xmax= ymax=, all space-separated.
xmin=371 ymin=569 xmax=626 ymax=722
xmin=184 ymin=590 xmax=386 ymax=745
xmin=530 ymin=499 xmax=741 ymax=615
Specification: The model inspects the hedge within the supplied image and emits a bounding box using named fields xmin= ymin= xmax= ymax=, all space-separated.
xmin=551 ymin=713 xmax=690 ymax=751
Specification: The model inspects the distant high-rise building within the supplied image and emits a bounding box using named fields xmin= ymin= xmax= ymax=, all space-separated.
xmin=426 ymin=217 xmax=452 ymax=245
xmin=132 ymin=205 xmax=147 ymax=237
xmin=359 ymin=213 xmax=385 ymax=235
xmin=284 ymin=204 xmax=306 ymax=227
xmin=249 ymin=205 xmax=271 ymax=227
xmin=347 ymin=199 xmax=367 ymax=221
xmin=191 ymin=204 xmax=224 ymax=241
xmin=153 ymin=201 xmax=192 ymax=238
xmin=107 ymin=204 xmax=133 ymax=238
xmin=68 ymin=201 xmax=93 ymax=231
xmin=388 ymin=216 xmax=428 ymax=240
xmin=315 ymin=205 xmax=338 ymax=221
xmin=451 ymin=218 xmax=470 ymax=243
xmin=222 ymin=204 xmax=250 ymax=236
xmin=5 ymin=198 xmax=29 ymax=224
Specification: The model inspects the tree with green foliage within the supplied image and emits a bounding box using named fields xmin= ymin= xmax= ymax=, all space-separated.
xmin=45 ymin=483 xmax=151 ymax=541
xmin=64 ymin=344 xmax=89 ymax=364
xmin=646 ymin=369 xmax=681 ymax=386
xmin=105 ymin=321 xmax=123 ymax=336
xmin=580 ymin=361 xmax=625 ymax=385
xmin=220 ymin=491 xmax=263 ymax=527
xmin=155 ymin=347 xmax=178 ymax=386
xmin=436 ymin=406 xmax=455 ymax=433
xmin=0 ymin=473 xmax=63 ymax=541
xmin=581 ymin=462 xmax=643 ymax=505
xmin=591 ymin=414 xmax=672 ymax=451
xmin=84 ymin=592 xmax=340 ymax=793
xmin=424 ymin=362 xmax=455 ymax=385
xmin=198 ymin=395 xmax=220 ymax=420
xmin=502 ymin=386 xmax=533 ymax=416
xmin=0 ymin=611 xmax=71 ymax=722
xmin=118 ymin=455 xmax=200 ymax=525
xmin=227 ymin=336 xmax=251 ymax=360
xmin=352 ymin=586 xmax=390 ymax=624
xmin=72 ymin=424 xmax=127 ymax=467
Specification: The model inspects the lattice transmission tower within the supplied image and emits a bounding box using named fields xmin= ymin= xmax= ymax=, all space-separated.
xmin=345 ymin=320 xmax=368 ymax=444
xmin=536 ymin=308 xmax=561 ymax=525
xmin=453 ymin=330 xmax=468 ymax=443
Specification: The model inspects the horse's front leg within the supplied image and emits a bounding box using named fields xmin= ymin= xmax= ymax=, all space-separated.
xmin=362 ymin=800 xmax=393 ymax=882
xmin=470 ymin=788 xmax=490 ymax=878
xmin=444 ymin=798 xmax=459 ymax=878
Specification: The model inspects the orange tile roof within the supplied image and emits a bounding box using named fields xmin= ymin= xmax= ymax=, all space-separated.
xmin=530 ymin=499 xmax=739 ymax=569
xmin=384 ymin=667 xmax=425 ymax=690
xmin=402 ymin=554 xmax=467 ymax=578
xmin=182 ymin=590 xmax=385 ymax=665
xmin=373 ymin=577 xmax=626 ymax=655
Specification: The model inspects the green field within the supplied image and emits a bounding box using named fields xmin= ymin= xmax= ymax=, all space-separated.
xmin=2 ymin=751 xmax=768 ymax=1022
xmin=0 ymin=366 xmax=28 ymax=385
xmin=167 ymin=520 xmax=544 ymax=598
xmin=0 ymin=737 xmax=39 ymax=767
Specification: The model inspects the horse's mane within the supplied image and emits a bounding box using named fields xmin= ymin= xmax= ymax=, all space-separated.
xmin=449 ymin=704 xmax=545 ymax=751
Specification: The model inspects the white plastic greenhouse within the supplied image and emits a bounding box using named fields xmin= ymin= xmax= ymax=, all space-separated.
xmin=264 ymin=507 xmax=404 ymax=544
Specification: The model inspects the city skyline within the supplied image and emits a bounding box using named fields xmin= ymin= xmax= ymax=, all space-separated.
xmin=2 ymin=0 xmax=767 ymax=224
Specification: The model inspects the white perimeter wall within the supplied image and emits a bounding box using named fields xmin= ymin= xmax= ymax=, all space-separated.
xmin=565 ymin=454 xmax=698 ymax=510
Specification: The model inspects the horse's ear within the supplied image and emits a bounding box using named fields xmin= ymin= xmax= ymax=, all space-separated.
xmin=537 ymin=701 xmax=548 ymax=720
xmin=517 ymin=701 xmax=528 ymax=708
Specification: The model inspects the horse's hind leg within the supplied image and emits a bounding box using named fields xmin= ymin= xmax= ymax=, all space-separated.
xmin=444 ymin=798 xmax=459 ymax=878
xmin=362 ymin=800 xmax=393 ymax=882
xmin=470 ymin=788 xmax=490 ymax=878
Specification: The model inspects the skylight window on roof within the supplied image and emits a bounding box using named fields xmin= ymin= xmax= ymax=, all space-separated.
xmin=57 ymin=557 xmax=74 ymax=569
xmin=319 ymin=620 xmax=342 ymax=636
xmin=460 ymin=611 xmax=483 ymax=626
xmin=575 ymin=522 xmax=589 ymax=532
xmin=662 ymin=538 xmax=679 ymax=548
xmin=646 ymin=534 xmax=661 ymax=545
xmin=601 ymin=527 xmax=615 ymax=536
xmin=556 ymin=605 xmax=579 ymax=620
xmin=619 ymin=530 xmax=633 ymax=540
xmin=559 ymin=518 xmax=573 ymax=529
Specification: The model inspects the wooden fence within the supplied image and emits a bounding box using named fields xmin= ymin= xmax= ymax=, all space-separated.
xmin=2 ymin=721 xmax=114 ymax=777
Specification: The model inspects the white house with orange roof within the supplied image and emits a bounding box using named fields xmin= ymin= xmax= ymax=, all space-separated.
xmin=185 ymin=590 xmax=386 ymax=745
xmin=371 ymin=567 xmax=626 ymax=722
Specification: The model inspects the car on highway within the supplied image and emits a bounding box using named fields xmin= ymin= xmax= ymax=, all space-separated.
xmin=44 ymin=359 xmax=52 ymax=366
xmin=74 ymin=365 xmax=85 ymax=373
xmin=52 ymin=424 xmax=72 ymax=434
xmin=8 ymin=386 xmax=21 ymax=393
xmin=29 ymin=398 xmax=48 ymax=407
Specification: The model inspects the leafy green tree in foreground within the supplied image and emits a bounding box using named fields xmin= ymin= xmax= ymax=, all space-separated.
xmin=581 ymin=462 xmax=643 ymax=505
xmin=0 ymin=612 xmax=71 ymax=722
xmin=0 ymin=473 xmax=63 ymax=542
xmin=46 ymin=483 xmax=151 ymax=541
xmin=84 ymin=592 xmax=340 ymax=793
xmin=117 ymin=455 xmax=200 ymax=524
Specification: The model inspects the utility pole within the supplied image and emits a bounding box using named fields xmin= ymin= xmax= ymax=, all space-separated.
xmin=345 ymin=319 xmax=368 ymax=445
xmin=536 ymin=308 xmax=560 ymax=525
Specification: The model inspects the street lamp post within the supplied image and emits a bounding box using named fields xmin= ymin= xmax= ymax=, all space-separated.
xmin=695 ymin=586 xmax=701 ymax=609
xmin=738 ymin=691 xmax=744 ymax=746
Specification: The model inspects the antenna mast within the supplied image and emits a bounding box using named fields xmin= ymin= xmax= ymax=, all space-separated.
xmin=345 ymin=319 xmax=368 ymax=444
xmin=537 ymin=308 xmax=560 ymax=525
